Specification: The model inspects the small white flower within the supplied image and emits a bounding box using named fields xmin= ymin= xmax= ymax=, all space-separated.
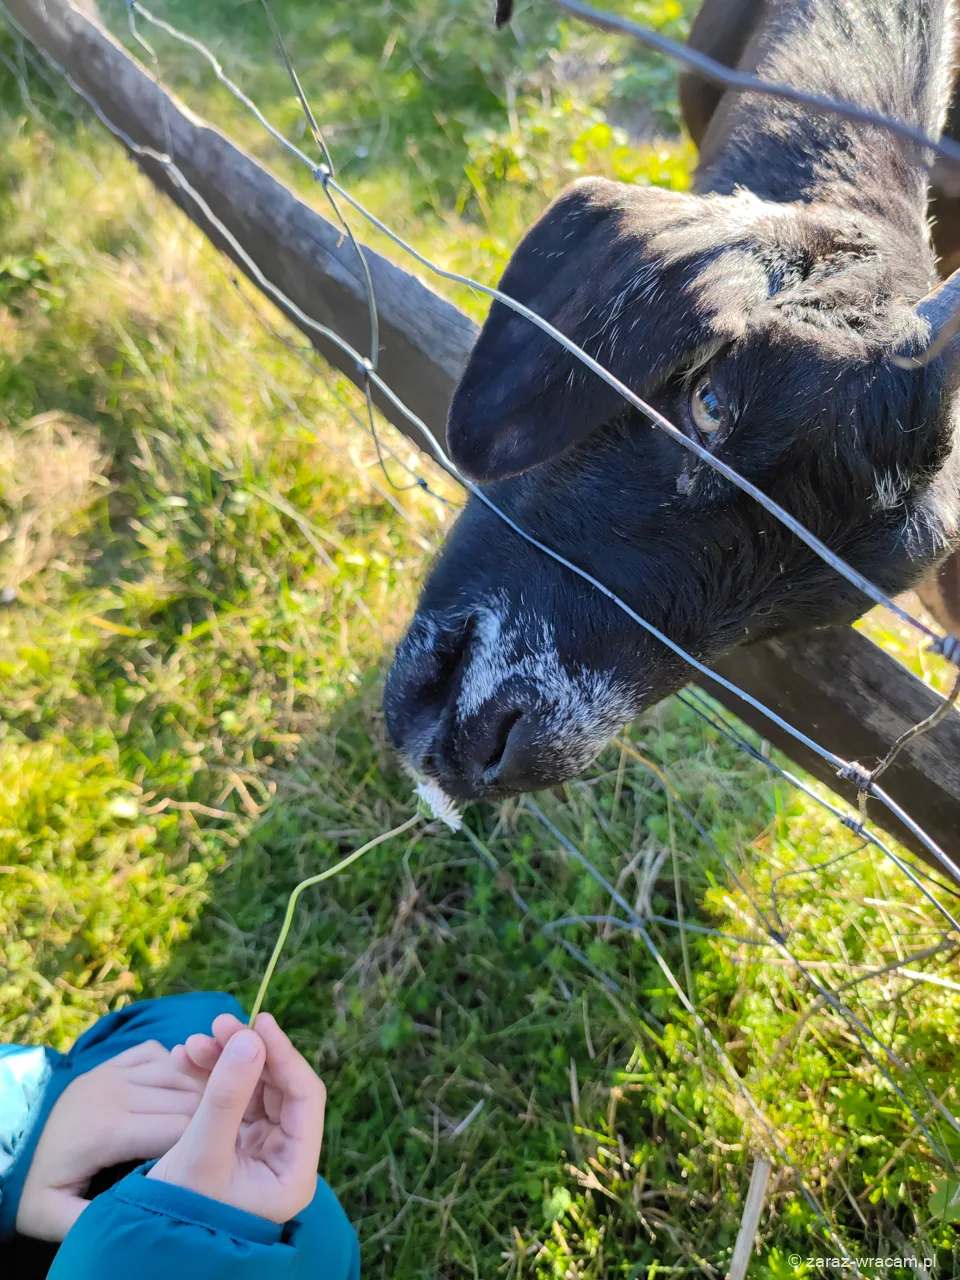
xmin=414 ymin=778 xmax=463 ymax=832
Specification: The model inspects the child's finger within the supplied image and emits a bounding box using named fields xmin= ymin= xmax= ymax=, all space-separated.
xmin=254 ymin=1013 xmax=326 ymax=1147
xmin=254 ymin=1014 xmax=323 ymax=1103
xmin=169 ymin=1042 xmax=211 ymax=1084
xmin=129 ymin=1078 xmax=207 ymax=1115
xmin=211 ymin=1012 xmax=247 ymax=1049
xmin=19 ymin=1188 xmax=90 ymax=1243
xmin=133 ymin=1046 xmax=208 ymax=1093
xmin=104 ymin=1039 xmax=169 ymax=1069
xmin=170 ymin=1043 xmax=207 ymax=1080
xmin=182 ymin=1032 xmax=223 ymax=1071
xmin=174 ymin=1029 xmax=266 ymax=1178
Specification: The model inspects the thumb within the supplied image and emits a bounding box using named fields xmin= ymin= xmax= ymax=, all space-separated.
xmin=180 ymin=1029 xmax=265 ymax=1166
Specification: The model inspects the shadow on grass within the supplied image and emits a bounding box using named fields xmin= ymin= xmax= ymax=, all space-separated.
xmin=148 ymin=675 xmax=660 ymax=1277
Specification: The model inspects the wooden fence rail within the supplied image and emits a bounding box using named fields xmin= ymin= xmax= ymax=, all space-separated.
xmin=8 ymin=0 xmax=960 ymax=876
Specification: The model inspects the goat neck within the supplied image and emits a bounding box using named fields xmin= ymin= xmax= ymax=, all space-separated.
xmin=697 ymin=0 xmax=956 ymax=237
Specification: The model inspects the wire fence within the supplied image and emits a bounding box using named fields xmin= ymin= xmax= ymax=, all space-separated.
xmin=109 ymin=0 xmax=960 ymax=868
xmin=9 ymin=0 xmax=960 ymax=1269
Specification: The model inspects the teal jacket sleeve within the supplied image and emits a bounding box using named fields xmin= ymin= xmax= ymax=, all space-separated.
xmin=48 ymin=1164 xmax=361 ymax=1280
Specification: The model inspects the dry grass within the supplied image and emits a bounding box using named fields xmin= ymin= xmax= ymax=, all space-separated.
xmin=0 ymin=411 xmax=106 ymax=589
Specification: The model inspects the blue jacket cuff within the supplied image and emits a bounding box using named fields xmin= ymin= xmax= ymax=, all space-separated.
xmin=116 ymin=1164 xmax=285 ymax=1245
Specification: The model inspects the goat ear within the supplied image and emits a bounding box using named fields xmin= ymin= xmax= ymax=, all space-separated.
xmin=446 ymin=178 xmax=708 ymax=482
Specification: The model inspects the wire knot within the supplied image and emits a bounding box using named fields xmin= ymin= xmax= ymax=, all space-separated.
xmin=312 ymin=162 xmax=332 ymax=185
xmin=837 ymin=759 xmax=873 ymax=793
xmin=355 ymin=355 xmax=374 ymax=379
xmin=838 ymin=812 xmax=867 ymax=838
xmin=929 ymin=632 xmax=960 ymax=667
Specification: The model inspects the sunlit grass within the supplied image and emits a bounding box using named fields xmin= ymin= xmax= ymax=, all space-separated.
xmin=1 ymin=4 xmax=959 ymax=1276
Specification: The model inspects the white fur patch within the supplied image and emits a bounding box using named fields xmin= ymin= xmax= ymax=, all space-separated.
xmin=873 ymin=467 xmax=912 ymax=512
xmin=456 ymin=595 xmax=636 ymax=774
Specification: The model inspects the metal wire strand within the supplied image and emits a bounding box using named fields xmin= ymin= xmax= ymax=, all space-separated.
xmin=532 ymin=0 xmax=960 ymax=370
xmin=255 ymin=0 xmax=381 ymax=375
xmin=229 ymin=276 xmax=458 ymax=510
xmin=257 ymin=0 xmax=335 ymax=176
xmin=856 ymin=667 xmax=960 ymax=802
xmin=2 ymin=48 xmax=637 ymax=1045
xmin=538 ymin=0 xmax=960 ymax=171
xmin=523 ymin=799 xmax=866 ymax=1273
xmin=524 ymin=796 xmax=960 ymax=1168
xmin=678 ymin=685 xmax=960 ymax=930
xmin=533 ymin=743 xmax=960 ymax=1150
xmin=617 ymin=718 xmax=960 ymax=1131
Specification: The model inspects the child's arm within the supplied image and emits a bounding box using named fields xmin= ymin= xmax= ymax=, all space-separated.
xmin=47 ymin=1013 xmax=359 ymax=1280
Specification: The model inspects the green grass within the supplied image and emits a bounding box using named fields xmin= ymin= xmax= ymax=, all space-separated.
xmin=2 ymin=3 xmax=960 ymax=1276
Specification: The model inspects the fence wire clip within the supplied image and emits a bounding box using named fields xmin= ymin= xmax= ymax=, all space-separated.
xmin=312 ymin=162 xmax=331 ymax=185
xmin=837 ymin=759 xmax=873 ymax=794
xmin=838 ymin=811 xmax=868 ymax=838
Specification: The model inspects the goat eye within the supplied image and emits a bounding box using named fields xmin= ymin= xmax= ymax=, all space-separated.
xmin=689 ymin=376 xmax=724 ymax=439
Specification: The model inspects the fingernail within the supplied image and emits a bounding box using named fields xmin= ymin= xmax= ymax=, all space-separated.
xmin=227 ymin=1030 xmax=260 ymax=1062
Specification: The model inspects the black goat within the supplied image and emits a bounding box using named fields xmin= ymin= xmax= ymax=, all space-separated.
xmin=385 ymin=0 xmax=960 ymax=803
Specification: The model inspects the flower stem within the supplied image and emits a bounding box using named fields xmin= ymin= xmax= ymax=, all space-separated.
xmin=248 ymin=813 xmax=423 ymax=1025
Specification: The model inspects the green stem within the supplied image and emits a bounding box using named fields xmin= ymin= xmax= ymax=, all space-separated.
xmin=248 ymin=813 xmax=423 ymax=1025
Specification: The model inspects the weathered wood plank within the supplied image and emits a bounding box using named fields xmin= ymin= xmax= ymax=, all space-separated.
xmin=709 ymin=630 xmax=960 ymax=875
xmin=10 ymin=0 xmax=960 ymax=878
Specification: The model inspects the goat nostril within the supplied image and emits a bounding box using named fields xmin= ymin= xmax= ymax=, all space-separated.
xmin=483 ymin=708 xmax=523 ymax=782
xmin=403 ymin=615 xmax=476 ymax=718
xmin=446 ymin=617 xmax=474 ymax=676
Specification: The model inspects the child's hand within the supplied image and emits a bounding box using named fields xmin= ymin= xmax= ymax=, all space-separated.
xmin=16 ymin=1040 xmax=206 ymax=1242
xmin=147 ymin=1012 xmax=325 ymax=1225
